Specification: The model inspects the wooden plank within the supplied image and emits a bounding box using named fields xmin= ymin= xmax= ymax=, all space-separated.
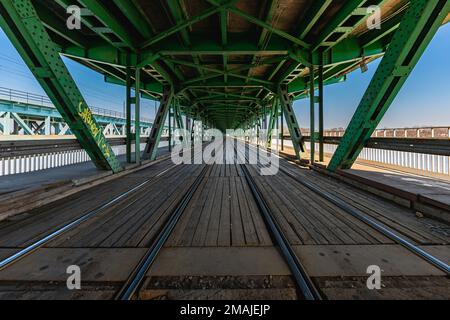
xmin=271 ymin=173 xmax=373 ymax=245
xmin=218 ymin=177 xmax=231 ymax=246
xmin=50 ymin=164 xmax=192 ymax=247
xmin=175 ymin=175 xmax=212 ymax=247
xmin=229 ymin=177 xmax=245 ymax=246
xmin=205 ymin=177 xmax=224 ymax=246
xmin=166 ymin=176 xmax=208 ymax=247
xmin=192 ymin=177 xmax=220 ymax=246
xmin=243 ymin=176 xmax=273 ymax=246
xmin=255 ymin=174 xmax=314 ymax=245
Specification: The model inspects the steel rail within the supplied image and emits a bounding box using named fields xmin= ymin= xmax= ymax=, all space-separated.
xmin=236 ymin=141 xmax=321 ymax=300
xmin=0 ymin=158 xmax=177 ymax=271
xmin=245 ymin=141 xmax=450 ymax=275
xmin=116 ymin=165 xmax=208 ymax=300
xmin=279 ymin=164 xmax=450 ymax=275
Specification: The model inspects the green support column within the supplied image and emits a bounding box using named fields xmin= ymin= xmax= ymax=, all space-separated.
xmin=318 ymin=63 xmax=324 ymax=162
xmin=174 ymin=100 xmax=184 ymax=130
xmin=168 ymin=106 xmax=172 ymax=152
xmin=266 ymin=98 xmax=278 ymax=149
xmin=278 ymin=85 xmax=307 ymax=161
xmin=135 ymin=68 xmax=141 ymax=165
xmin=280 ymin=107 xmax=284 ymax=151
xmin=0 ymin=0 xmax=121 ymax=172
xmin=125 ymin=67 xmax=132 ymax=163
xmin=328 ymin=0 xmax=450 ymax=171
xmin=173 ymin=99 xmax=186 ymax=144
xmin=309 ymin=66 xmax=316 ymax=164
xmin=143 ymin=87 xmax=173 ymax=161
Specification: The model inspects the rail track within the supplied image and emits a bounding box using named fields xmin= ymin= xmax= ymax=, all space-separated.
xmin=116 ymin=165 xmax=208 ymax=300
xmin=0 ymin=158 xmax=179 ymax=271
xmin=243 ymin=141 xmax=450 ymax=275
xmin=235 ymin=141 xmax=321 ymax=300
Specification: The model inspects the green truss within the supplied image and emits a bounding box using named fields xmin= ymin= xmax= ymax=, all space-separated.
xmin=0 ymin=0 xmax=121 ymax=172
xmin=328 ymin=0 xmax=450 ymax=171
xmin=1 ymin=0 xmax=446 ymax=171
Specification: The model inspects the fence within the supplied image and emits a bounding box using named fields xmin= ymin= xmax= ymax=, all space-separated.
xmin=298 ymin=135 xmax=450 ymax=176
xmin=0 ymin=137 xmax=168 ymax=176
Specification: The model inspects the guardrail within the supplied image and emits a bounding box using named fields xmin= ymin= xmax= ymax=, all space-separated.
xmin=280 ymin=136 xmax=450 ymax=176
xmin=0 ymin=87 xmax=154 ymax=123
xmin=0 ymin=137 xmax=168 ymax=176
xmin=302 ymin=127 xmax=450 ymax=139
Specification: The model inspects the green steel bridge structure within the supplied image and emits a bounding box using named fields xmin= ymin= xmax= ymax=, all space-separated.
xmin=0 ymin=0 xmax=448 ymax=173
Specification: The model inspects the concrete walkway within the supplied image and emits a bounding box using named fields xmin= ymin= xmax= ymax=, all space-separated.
xmin=0 ymin=147 xmax=170 ymax=195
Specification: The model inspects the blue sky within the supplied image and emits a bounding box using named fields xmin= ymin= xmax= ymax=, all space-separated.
xmin=0 ymin=23 xmax=449 ymax=129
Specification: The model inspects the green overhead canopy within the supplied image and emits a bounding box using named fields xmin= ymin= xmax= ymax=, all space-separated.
xmin=1 ymin=0 xmax=448 ymax=164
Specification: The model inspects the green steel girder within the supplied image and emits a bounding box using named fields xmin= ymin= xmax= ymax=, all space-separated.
xmin=105 ymin=75 xmax=163 ymax=97
xmin=328 ymin=0 xmax=450 ymax=171
xmin=289 ymin=76 xmax=345 ymax=95
xmin=59 ymin=37 xmax=387 ymax=70
xmin=182 ymin=79 xmax=276 ymax=93
xmin=111 ymin=0 xmax=153 ymax=39
xmin=173 ymin=99 xmax=185 ymax=133
xmin=141 ymin=0 xmax=240 ymax=49
xmin=311 ymin=0 xmax=367 ymax=50
xmin=164 ymin=58 xmax=274 ymax=86
xmin=206 ymin=0 xmax=309 ymax=49
xmin=79 ymin=0 xmax=139 ymax=49
xmin=266 ymin=98 xmax=278 ymax=148
xmin=309 ymin=66 xmax=316 ymax=164
xmin=278 ymin=85 xmax=307 ymax=161
xmin=296 ymin=0 xmax=333 ymax=40
xmin=0 ymin=0 xmax=121 ymax=172
xmin=54 ymin=0 xmax=125 ymax=51
xmin=33 ymin=1 xmax=90 ymax=48
xmin=143 ymin=87 xmax=174 ymax=161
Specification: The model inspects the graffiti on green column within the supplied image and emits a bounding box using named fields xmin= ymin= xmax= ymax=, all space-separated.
xmin=77 ymin=101 xmax=112 ymax=159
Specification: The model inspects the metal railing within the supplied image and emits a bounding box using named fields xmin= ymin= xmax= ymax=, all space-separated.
xmin=0 ymin=87 xmax=154 ymax=124
xmin=278 ymin=135 xmax=450 ymax=176
xmin=302 ymin=127 xmax=450 ymax=139
xmin=314 ymin=137 xmax=449 ymax=176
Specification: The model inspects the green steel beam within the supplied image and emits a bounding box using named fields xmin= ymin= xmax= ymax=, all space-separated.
xmin=135 ymin=68 xmax=141 ymax=164
xmin=141 ymin=0 xmax=239 ymax=49
xmin=296 ymin=0 xmax=332 ymax=39
xmin=182 ymin=79 xmax=276 ymax=93
xmin=328 ymin=0 xmax=450 ymax=171
xmin=79 ymin=0 xmax=138 ymax=48
xmin=204 ymin=0 xmax=310 ymax=49
xmin=165 ymin=58 xmax=274 ymax=86
xmin=126 ymin=67 xmax=132 ymax=163
xmin=0 ymin=0 xmax=121 ymax=172
xmin=278 ymin=85 xmax=307 ymax=161
xmin=59 ymin=39 xmax=387 ymax=69
xmin=111 ymin=0 xmax=153 ymax=39
xmin=318 ymin=63 xmax=324 ymax=162
xmin=143 ymin=87 xmax=173 ymax=161
xmin=309 ymin=66 xmax=315 ymax=164
xmin=266 ymin=98 xmax=278 ymax=148
xmin=152 ymin=36 xmax=291 ymax=56
xmin=312 ymin=0 xmax=366 ymax=50
xmin=54 ymin=0 xmax=125 ymax=51
xmin=33 ymin=1 xmax=89 ymax=48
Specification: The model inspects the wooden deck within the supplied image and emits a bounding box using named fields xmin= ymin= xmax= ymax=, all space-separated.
xmin=0 ymin=142 xmax=449 ymax=300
